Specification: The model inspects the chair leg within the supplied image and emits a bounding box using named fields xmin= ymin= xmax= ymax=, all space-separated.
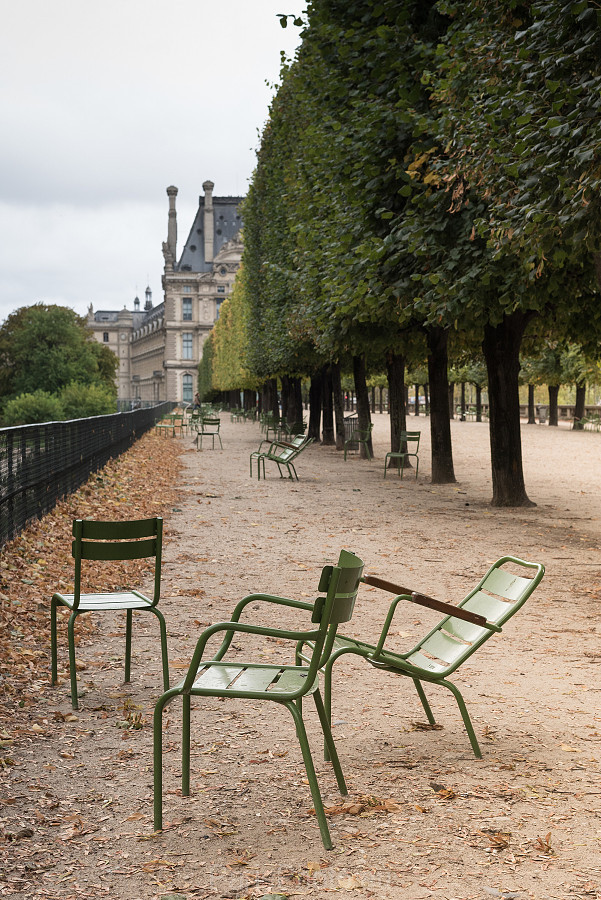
xmin=125 ymin=609 xmax=133 ymax=683
xmin=50 ymin=598 xmax=59 ymax=685
xmin=441 ymin=679 xmax=482 ymax=759
xmin=412 ymin=677 xmax=436 ymax=724
xmin=286 ymin=701 xmax=333 ymax=851
xmin=153 ymin=608 xmax=170 ymax=691
xmin=67 ymin=611 xmax=79 ymax=710
xmin=153 ymin=691 xmax=170 ymax=831
xmin=313 ymin=689 xmax=347 ymax=796
xmin=182 ymin=694 xmax=191 ymax=796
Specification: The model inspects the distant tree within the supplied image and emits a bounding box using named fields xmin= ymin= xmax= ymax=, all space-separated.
xmin=90 ymin=343 xmax=118 ymax=395
xmin=60 ymin=383 xmax=116 ymax=419
xmin=0 ymin=304 xmax=115 ymax=400
xmin=3 ymin=390 xmax=64 ymax=426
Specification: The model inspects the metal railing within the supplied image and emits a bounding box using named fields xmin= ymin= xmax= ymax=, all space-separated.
xmin=0 ymin=402 xmax=172 ymax=547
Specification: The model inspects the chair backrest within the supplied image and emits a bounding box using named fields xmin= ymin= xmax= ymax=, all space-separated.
xmin=308 ymin=549 xmax=364 ymax=673
xmin=268 ymin=443 xmax=296 ymax=462
xmin=202 ymin=417 xmax=220 ymax=431
xmin=71 ymin=517 xmax=163 ymax=610
xmin=401 ymin=430 xmax=420 ymax=449
xmin=280 ymin=434 xmax=312 ymax=451
xmin=405 ymin=556 xmax=544 ymax=676
xmin=352 ymin=423 xmax=373 ymax=440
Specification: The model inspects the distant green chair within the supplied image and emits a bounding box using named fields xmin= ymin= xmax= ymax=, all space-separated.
xmin=343 ymin=422 xmax=373 ymax=460
xmin=298 ymin=556 xmax=544 ymax=759
xmin=384 ymin=430 xmax=420 ymax=478
xmin=195 ymin=415 xmax=222 ymax=450
xmin=153 ymin=549 xmax=365 ymax=850
xmin=250 ymin=436 xmax=313 ymax=480
xmin=50 ymin=517 xmax=169 ymax=710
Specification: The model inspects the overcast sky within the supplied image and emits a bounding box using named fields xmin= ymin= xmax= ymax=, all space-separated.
xmin=0 ymin=0 xmax=305 ymax=323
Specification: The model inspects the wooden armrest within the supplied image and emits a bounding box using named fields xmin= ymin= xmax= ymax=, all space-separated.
xmin=409 ymin=592 xmax=487 ymax=627
xmin=362 ymin=575 xmax=488 ymax=627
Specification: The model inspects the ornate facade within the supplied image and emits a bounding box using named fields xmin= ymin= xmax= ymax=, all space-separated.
xmin=87 ymin=181 xmax=243 ymax=404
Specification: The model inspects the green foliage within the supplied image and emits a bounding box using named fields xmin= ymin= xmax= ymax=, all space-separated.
xmin=0 ymin=304 xmax=118 ymax=400
xmin=198 ymin=333 xmax=215 ymax=401
xmin=211 ymin=267 xmax=259 ymax=391
xmin=3 ymin=390 xmax=64 ymax=426
xmin=59 ymin=382 xmax=116 ymax=419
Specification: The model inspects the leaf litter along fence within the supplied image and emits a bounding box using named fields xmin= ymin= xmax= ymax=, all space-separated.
xmin=0 ymin=402 xmax=173 ymax=547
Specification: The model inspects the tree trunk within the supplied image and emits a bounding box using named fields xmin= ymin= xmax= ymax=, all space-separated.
xmin=475 ymin=383 xmax=482 ymax=422
xmin=448 ymin=383 xmax=455 ymax=418
xmin=386 ymin=352 xmax=407 ymax=462
xmin=308 ymin=369 xmax=323 ymax=442
xmin=573 ymin=381 xmax=586 ymax=430
xmin=322 ymin=365 xmax=335 ymax=444
xmin=426 ymin=327 xmax=456 ymax=484
xmin=280 ymin=375 xmax=289 ymax=422
xmin=548 ymin=384 xmax=559 ymax=426
xmin=527 ymin=384 xmax=536 ymax=424
xmin=287 ymin=376 xmax=303 ymax=426
xmin=482 ymin=311 xmax=534 ymax=507
xmin=414 ymin=384 xmax=420 ymax=416
xmin=424 ymin=383 xmax=430 ymax=416
xmin=460 ymin=382 xmax=466 ymax=421
xmin=331 ymin=361 xmax=345 ymax=450
xmin=269 ymin=378 xmax=279 ymax=419
xmin=353 ymin=354 xmax=373 ymax=458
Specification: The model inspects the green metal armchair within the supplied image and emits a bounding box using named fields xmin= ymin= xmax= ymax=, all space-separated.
xmin=298 ymin=556 xmax=544 ymax=759
xmin=153 ymin=549 xmax=364 ymax=850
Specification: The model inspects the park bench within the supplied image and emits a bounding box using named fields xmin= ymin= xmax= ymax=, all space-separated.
xmin=153 ymin=549 xmax=365 ymax=850
xmin=249 ymin=435 xmax=313 ymax=480
xmin=297 ymin=555 xmax=544 ymax=759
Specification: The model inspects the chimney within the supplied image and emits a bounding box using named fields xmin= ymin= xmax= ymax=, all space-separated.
xmin=203 ymin=180 xmax=214 ymax=263
xmin=166 ymin=185 xmax=178 ymax=261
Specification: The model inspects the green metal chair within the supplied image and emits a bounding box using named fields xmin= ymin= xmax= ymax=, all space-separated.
xmin=195 ymin=415 xmax=222 ymax=450
xmin=298 ymin=556 xmax=544 ymax=759
xmin=250 ymin=436 xmax=313 ymax=480
xmin=384 ymin=430 xmax=421 ymax=478
xmin=153 ymin=549 xmax=365 ymax=850
xmin=50 ymin=517 xmax=169 ymax=710
xmin=343 ymin=422 xmax=373 ymax=460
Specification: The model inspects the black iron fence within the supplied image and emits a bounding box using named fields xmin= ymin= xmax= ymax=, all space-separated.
xmin=0 ymin=403 xmax=172 ymax=547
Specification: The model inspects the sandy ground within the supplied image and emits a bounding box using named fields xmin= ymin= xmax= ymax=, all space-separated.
xmin=3 ymin=412 xmax=601 ymax=900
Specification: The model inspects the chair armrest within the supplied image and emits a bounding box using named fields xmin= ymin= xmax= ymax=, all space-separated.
xmin=182 ymin=618 xmax=322 ymax=689
xmin=362 ymin=575 xmax=491 ymax=628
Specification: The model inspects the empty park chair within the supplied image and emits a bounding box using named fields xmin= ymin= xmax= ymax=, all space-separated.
xmin=343 ymin=422 xmax=373 ymax=460
xmin=153 ymin=549 xmax=365 ymax=850
xmin=384 ymin=430 xmax=420 ymax=479
xmin=250 ymin=436 xmax=313 ymax=480
xmin=297 ymin=556 xmax=544 ymax=759
xmin=195 ymin=415 xmax=222 ymax=450
xmin=50 ymin=517 xmax=169 ymax=709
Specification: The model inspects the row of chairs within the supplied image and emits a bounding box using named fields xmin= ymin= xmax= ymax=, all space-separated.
xmin=50 ymin=518 xmax=544 ymax=849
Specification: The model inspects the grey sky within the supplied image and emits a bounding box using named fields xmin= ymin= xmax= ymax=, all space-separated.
xmin=0 ymin=0 xmax=305 ymax=323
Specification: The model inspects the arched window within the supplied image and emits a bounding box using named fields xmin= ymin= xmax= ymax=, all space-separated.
xmin=182 ymin=373 xmax=193 ymax=403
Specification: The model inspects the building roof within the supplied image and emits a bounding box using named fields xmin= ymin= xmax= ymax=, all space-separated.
xmin=177 ymin=195 xmax=243 ymax=273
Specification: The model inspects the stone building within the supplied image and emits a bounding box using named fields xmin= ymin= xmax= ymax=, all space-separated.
xmin=87 ymin=181 xmax=243 ymax=404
